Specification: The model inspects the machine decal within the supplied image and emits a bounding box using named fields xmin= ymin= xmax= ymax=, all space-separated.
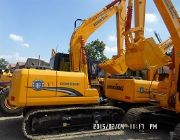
xmin=32 ymin=80 xmax=44 ymax=91
xmin=56 ymin=87 xmax=83 ymax=96
xmin=138 ymin=87 xmax=158 ymax=94
xmin=59 ymin=82 xmax=80 ymax=86
xmin=43 ymin=87 xmax=83 ymax=97
xmin=164 ymin=0 xmax=176 ymax=18
xmin=93 ymin=14 xmax=108 ymax=26
xmin=139 ymin=87 xmax=145 ymax=93
xmin=107 ymin=84 xmax=124 ymax=91
xmin=30 ymin=86 xmax=83 ymax=97
xmin=31 ymin=80 xmax=82 ymax=96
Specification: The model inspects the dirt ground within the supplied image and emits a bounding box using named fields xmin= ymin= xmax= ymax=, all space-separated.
xmin=0 ymin=116 xmax=170 ymax=140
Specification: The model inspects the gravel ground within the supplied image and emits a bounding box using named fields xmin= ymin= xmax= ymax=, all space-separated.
xmin=0 ymin=116 xmax=170 ymax=140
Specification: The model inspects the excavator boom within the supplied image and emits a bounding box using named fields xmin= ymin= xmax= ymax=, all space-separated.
xmin=154 ymin=0 xmax=180 ymax=96
xmin=70 ymin=0 xmax=122 ymax=73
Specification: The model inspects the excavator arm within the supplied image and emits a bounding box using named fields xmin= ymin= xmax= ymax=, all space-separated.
xmin=153 ymin=0 xmax=180 ymax=109
xmin=124 ymin=0 xmax=171 ymax=71
xmin=99 ymin=0 xmax=147 ymax=74
xmin=98 ymin=0 xmax=128 ymax=74
xmin=70 ymin=0 xmax=122 ymax=73
xmin=154 ymin=0 xmax=180 ymax=78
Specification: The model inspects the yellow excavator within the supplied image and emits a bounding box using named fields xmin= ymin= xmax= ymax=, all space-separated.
xmin=122 ymin=0 xmax=180 ymax=139
xmin=8 ymin=1 xmax=126 ymax=139
xmin=0 ymin=69 xmax=23 ymax=116
xmin=100 ymin=0 xmax=172 ymax=110
xmin=7 ymin=0 xmax=178 ymax=139
xmin=0 ymin=69 xmax=12 ymax=83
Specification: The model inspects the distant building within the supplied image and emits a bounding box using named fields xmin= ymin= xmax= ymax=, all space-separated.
xmin=9 ymin=64 xmax=16 ymax=72
xmin=25 ymin=58 xmax=49 ymax=68
xmin=15 ymin=58 xmax=49 ymax=69
xmin=16 ymin=62 xmax=26 ymax=69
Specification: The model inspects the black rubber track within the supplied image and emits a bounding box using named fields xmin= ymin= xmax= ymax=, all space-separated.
xmin=22 ymin=106 xmax=125 ymax=139
xmin=173 ymin=123 xmax=180 ymax=140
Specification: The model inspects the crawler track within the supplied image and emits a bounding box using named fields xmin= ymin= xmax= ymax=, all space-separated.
xmin=174 ymin=123 xmax=180 ymax=140
xmin=123 ymin=106 xmax=162 ymax=130
xmin=22 ymin=106 xmax=125 ymax=139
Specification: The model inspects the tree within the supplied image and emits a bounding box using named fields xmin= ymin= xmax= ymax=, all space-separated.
xmin=85 ymin=39 xmax=107 ymax=62
xmin=0 ymin=58 xmax=9 ymax=69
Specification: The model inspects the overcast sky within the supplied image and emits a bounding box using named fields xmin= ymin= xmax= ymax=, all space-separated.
xmin=0 ymin=0 xmax=179 ymax=63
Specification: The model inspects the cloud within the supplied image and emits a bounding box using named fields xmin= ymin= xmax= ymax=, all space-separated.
xmin=9 ymin=34 xmax=24 ymax=43
xmin=105 ymin=45 xmax=117 ymax=53
xmin=9 ymin=33 xmax=31 ymax=48
xmin=104 ymin=45 xmax=117 ymax=58
xmin=108 ymin=35 xmax=116 ymax=42
xmin=0 ymin=53 xmax=27 ymax=63
xmin=145 ymin=13 xmax=158 ymax=23
xmin=21 ymin=43 xmax=30 ymax=48
xmin=0 ymin=53 xmax=48 ymax=64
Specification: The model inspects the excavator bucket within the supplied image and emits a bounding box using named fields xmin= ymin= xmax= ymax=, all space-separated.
xmin=99 ymin=54 xmax=128 ymax=74
xmin=126 ymin=37 xmax=171 ymax=71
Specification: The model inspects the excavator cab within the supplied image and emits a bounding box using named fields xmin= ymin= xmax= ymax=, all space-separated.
xmin=87 ymin=59 xmax=102 ymax=79
xmin=50 ymin=52 xmax=103 ymax=80
xmin=50 ymin=53 xmax=70 ymax=71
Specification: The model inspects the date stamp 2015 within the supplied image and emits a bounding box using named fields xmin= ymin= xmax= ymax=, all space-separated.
xmin=93 ymin=123 xmax=158 ymax=130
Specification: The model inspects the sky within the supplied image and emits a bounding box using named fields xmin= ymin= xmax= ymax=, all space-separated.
xmin=0 ymin=0 xmax=179 ymax=64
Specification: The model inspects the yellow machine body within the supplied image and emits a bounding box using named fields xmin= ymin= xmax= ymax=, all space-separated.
xmin=150 ymin=80 xmax=172 ymax=107
xmin=9 ymin=69 xmax=99 ymax=107
xmin=105 ymin=78 xmax=158 ymax=103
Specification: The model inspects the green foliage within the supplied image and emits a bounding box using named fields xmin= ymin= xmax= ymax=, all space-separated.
xmin=85 ymin=39 xmax=107 ymax=62
xmin=0 ymin=58 xmax=9 ymax=69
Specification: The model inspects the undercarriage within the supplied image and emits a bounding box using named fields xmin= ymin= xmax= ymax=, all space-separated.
xmin=23 ymin=106 xmax=125 ymax=139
